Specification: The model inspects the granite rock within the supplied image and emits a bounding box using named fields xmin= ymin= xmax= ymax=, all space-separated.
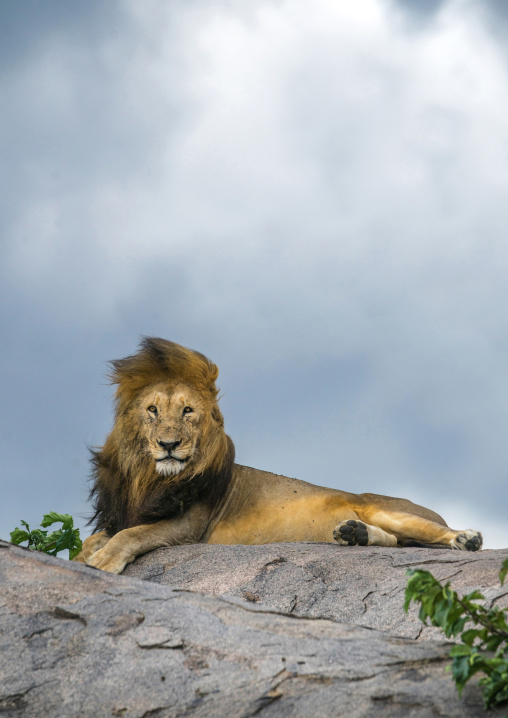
xmin=124 ymin=542 xmax=508 ymax=640
xmin=1 ymin=539 xmax=508 ymax=717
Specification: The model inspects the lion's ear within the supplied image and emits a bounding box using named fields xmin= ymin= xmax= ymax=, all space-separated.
xmin=211 ymin=405 xmax=224 ymax=426
xmin=207 ymin=362 xmax=220 ymax=396
xmin=208 ymin=362 xmax=219 ymax=383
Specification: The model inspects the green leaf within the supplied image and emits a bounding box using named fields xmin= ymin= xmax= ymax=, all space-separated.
xmin=450 ymin=645 xmax=472 ymax=657
xmin=500 ymin=558 xmax=508 ymax=587
xmin=53 ymin=529 xmax=77 ymax=554
xmin=9 ymin=527 xmax=30 ymax=545
xmin=484 ymin=635 xmax=505 ymax=653
xmin=461 ymin=589 xmax=485 ymax=603
xmin=29 ymin=529 xmax=49 ymax=549
xmin=451 ymin=654 xmax=471 ymax=696
xmin=461 ymin=628 xmax=483 ymax=647
xmin=69 ymin=533 xmax=83 ymax=560
xmin=40 ymin=512 xmax=74 ymax=530
xmin=44 ymin=528 xmax=63 ymax=544
xmin=448 ymin=616 xmax=468 ymax=638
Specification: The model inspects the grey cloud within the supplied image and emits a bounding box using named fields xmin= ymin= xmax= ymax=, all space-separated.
xmin=0 ymin=1 xmax=122 ymax=67
xmin=1 ymin=0 xmax=507 ymax=549
xmin=387 ymin=0 xmax=448 ymax=24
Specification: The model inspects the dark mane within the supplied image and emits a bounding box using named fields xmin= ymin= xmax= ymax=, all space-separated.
xmin=133 ymin=435 xmax=235 ymax=526
xmin=88 ymin=436 xmax=235 ymax=535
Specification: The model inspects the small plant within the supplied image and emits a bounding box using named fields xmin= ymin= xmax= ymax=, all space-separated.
xmin=10 ymin=512 xmax=82 ymax=560
xmin=405 ymin=558 xmax=508 ymax=711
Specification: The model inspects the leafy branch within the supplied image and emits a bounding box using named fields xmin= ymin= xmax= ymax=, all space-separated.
xmin=10 ymin=512 xmax=82 ymax=560
xmin=405 ymin=558 xmax=508 ymax=711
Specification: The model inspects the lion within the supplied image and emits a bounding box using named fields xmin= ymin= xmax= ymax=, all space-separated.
xmin=74 ymin=337 xmax=483 ymax=574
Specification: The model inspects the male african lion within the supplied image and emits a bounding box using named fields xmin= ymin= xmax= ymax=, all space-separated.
xmin=74 ymin=338 xmax=482 ymax=574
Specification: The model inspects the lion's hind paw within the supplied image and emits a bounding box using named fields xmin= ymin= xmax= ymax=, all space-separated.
xmin=452 ymin=530 xmax=483 ymax=552
xmin=333 ymin=520 xmax=369 ymax=547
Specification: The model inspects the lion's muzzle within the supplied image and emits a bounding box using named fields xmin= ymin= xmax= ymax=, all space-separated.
xmin=153 ymin=437 xmax=193 ymax=476
xmin=157 ymin=439 xmax=181 ymax=453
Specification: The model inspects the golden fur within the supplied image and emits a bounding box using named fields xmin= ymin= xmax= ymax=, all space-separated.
xmin=74 ymin=338 xmax=482 ymax=574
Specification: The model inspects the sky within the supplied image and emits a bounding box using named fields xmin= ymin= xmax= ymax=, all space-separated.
xmin=1 ymin=0 xmax=507 ymax=550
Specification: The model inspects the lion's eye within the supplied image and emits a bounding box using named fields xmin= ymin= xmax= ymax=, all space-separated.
xmin=183 ymin=406 xmax=193 ymax=415
xmin=147 ymin=405 xmax=158 ymax=414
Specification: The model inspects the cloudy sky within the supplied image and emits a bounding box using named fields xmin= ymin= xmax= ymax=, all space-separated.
xmin=1 ymin=0 xmax=507 ymax=550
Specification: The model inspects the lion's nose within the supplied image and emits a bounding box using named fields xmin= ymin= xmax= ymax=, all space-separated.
xmin=157 ymin=439 xmax=181 ymax=453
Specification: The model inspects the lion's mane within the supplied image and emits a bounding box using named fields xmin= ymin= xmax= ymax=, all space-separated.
xmin=88 ymin=337 xmax=235 ymax=536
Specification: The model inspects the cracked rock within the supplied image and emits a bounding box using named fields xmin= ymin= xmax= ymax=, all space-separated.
xmin=125 ymin=542 xmax=508 ymax=640
xmin=1 ymin=540 xmax=507 ymax=717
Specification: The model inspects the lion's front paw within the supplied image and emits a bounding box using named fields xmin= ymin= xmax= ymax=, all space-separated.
xmin=333 ymin=520 xmax=369 ymax=546
xmin=451 ymin=530 xmax=483 ymax=552
xmin=86 ymin=546 xmax=129 ymax=574
xmin=73 ymin=531 xmax=110 ymax=564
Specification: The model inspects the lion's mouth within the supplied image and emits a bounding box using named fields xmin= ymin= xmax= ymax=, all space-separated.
xmin=154 ymin=452 xmax=191 ymax=477
xmin=155 ymin=455 xmax=188 ymax=464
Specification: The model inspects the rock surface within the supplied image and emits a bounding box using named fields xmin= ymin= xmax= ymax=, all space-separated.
xmin=124 ymin=542 xmax=508 ymax=640
xmin=2 ymin=540 xmax=508 ymax=717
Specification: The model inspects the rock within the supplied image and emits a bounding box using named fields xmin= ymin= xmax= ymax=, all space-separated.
xmin=124 ymin=542 xmax=508 ymax=640
xmin=1 ymin=539 xmax=507 ymax=717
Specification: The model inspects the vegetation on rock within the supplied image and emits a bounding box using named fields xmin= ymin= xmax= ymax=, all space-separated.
xmin=405 ymin=558 xmax=508 ymax=711
xmin=10 ymin=512 xmax=82 ymax=559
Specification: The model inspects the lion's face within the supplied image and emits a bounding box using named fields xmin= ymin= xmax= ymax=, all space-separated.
xmin=138 ymin=382 xmax=213 ymax=477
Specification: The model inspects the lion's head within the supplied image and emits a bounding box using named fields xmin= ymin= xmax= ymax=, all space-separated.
xmin=89 ymin=338 xmax=235 ymax=535
xmin=140 ymin=381 xmax=216 ymax=478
